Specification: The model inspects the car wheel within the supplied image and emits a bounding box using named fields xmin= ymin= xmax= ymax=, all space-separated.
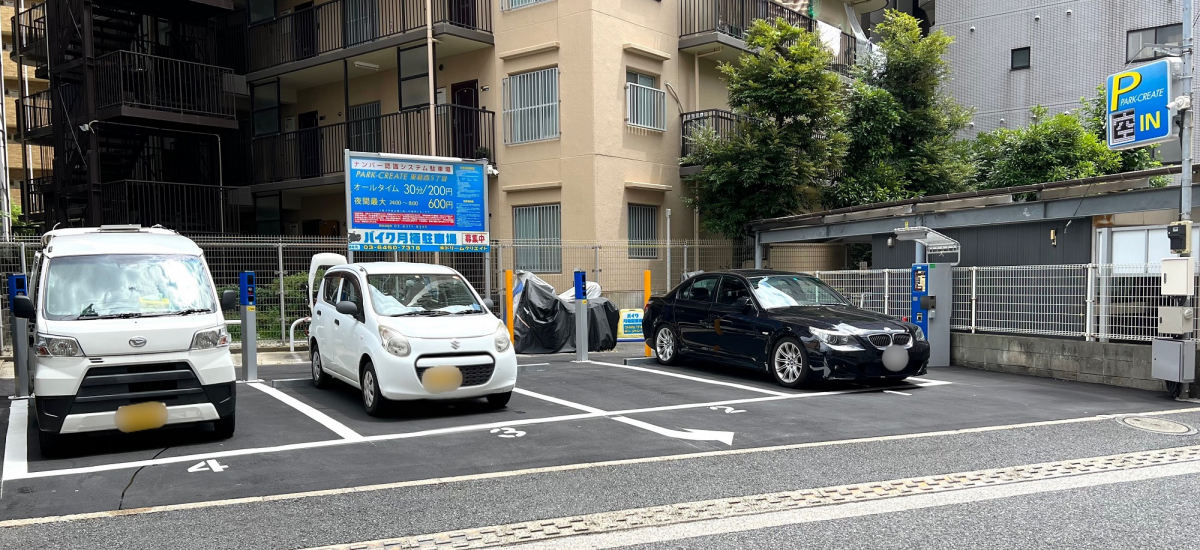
xmin=213 ymin=414 xmax=236 ymax=439
xmin=655 ymin=325 xmax=681 ymax=366
xmin=38 ymin=430 xmax=63 ymax=457
xmin=487 ymin=391 xmax=512 ymax=408
xmin=361 ymin=361 xmax=389 ymax=417
xmin=311 ymin=345 xmax=331 ymax=389
xmin=770 ymin=337 xmax=812 ymax=389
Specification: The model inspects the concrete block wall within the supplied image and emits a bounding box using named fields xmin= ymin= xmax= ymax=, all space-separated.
xmin=950 ymin=332 xmax=1186 ymax=392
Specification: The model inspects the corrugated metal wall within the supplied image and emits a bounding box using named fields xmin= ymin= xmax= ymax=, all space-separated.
xmin=870 ymin=218 xmax=1092 ymax=268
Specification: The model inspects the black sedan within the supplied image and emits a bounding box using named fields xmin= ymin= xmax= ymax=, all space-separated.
xmin=642 ymin=269 xmax=930 ymax=388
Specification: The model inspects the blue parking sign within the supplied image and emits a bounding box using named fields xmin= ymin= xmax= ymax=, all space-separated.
xmin=1106 ymin=58 xmax=1180 ymax=150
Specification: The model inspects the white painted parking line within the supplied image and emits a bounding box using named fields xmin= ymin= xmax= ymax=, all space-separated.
xmin=1 ymin=399 xmax=29 ymax=488
xmin=583 ymin=360 xmax=791 ymax=396
xmin=514 ymin=388 xmax=737 ymax=444
xmin=512 ymin=388 xmax=606 ymax=414
xmin=247 ymin=382 xmax=363 ymax=441
xmin=8 ymin=406 xmax=1200 ymax=527
xmin=5 ymin=379 xmax=954 ymax=481
xmin=884 ymin=390 xmax=912 ymax=396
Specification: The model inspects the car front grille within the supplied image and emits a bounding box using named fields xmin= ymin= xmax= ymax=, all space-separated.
xmin=868 ymin=334 xmax=892 ymax=348
xmin=865 ymin=332 xmax=913 ymax=350
xmin=415 ymin=353 xmax=496 ymax=388
xmin=72 ymin=362 xmax=206 ymax=414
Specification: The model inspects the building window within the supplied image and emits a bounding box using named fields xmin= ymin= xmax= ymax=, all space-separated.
xmin=513 ymin=204 xmax=562 ymax=273
xmin=251 ymin=80 xmax=280 ymax=136
xmin=503 ymin=67 xmax=560 ymax=144
xmin=1010 ymin=47 xmax=1030 ymax=70
xmin=625 ymin=71 xmax=666 ymax=131
xmin=398 ymin=44 xmax=430 ymax=110
xmin=502 ymin=0 xmax=554 ymax=10
xmin=628 ymin=205 xmax=658 ymax=259
xmin=248 ymin=0 xmax=275 ymax=23
xmin=1127 ymin=24 xmax=1182 ymax=63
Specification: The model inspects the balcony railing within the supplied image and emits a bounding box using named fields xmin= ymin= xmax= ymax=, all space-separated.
xmin=252 ymin=104 xmax=496 ymax=184
xmin=626 ymin=83 xmax=667 ymax=132
xmin=100 ymin=180 xmax=238 ymax=233
xmin=12 ymin=2 xmax=47 ymax=63
xmin=19 ymin=90 xmax=53 ymax=136
xmin=681 ymin=109 xmax=750 ymax=161
xmin=95 ymin=51 xmax=236 ymax=120
xmin=681 ymin=0 xmax=814 ymax=40
xmin=834 ymin=31 xmax=857 ymax=75
xmin=20 ymin=177 xmax=51 ymax=220
xmin=248 ymin=0 xmax=493 ymax=73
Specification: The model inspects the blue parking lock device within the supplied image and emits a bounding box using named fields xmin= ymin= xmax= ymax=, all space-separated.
xmin=7 ymin=273 xmax=26 ymax=301
xmin=239 ymin=271 xmax=257 ymax=380
xmin=575 ymin=270 xmax=588 ymax=361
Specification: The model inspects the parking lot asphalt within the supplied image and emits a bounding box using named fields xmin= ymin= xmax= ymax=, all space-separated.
xmin=2 ymin=348 xmax=1199 ymax=549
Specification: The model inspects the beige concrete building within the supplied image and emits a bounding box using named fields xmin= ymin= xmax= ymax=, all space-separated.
xmin=243 ymin=0 xmax=883 ymax=242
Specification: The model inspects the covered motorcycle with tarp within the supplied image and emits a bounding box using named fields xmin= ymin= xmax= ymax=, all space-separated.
xmin=510 ymin=272 xmax=618 ymax=354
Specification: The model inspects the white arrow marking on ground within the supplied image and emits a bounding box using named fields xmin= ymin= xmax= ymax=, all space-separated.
xmin=611 ymin=416 xmax=735 ymax=446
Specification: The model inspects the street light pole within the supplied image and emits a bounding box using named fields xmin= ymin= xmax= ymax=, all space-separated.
xmin=1181 ymin=0 xmax=1195 ymax=398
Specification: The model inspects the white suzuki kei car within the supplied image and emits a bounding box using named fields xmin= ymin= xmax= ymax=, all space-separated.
xmin=308 ymin=261 xmax=517 ymax=416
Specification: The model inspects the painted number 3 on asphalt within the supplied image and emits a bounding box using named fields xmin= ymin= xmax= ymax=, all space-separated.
xmin=490 ymin=427 xmax=526 ymax=438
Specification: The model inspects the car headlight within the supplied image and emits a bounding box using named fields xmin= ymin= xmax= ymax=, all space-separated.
xmin=379 ymin=326 xmax=411 ymax=357
xmin=809 ymin=327 xmax=864 ymax=352
xmin=495 ymin=325 xmax=511 ymax=353
xmin=35 ymin=334 xmax=85 ymax=357
xmin=913 ymin=326 xmax=926 ymax=341
xmin=191 ymin=326 xmax=231 ymax=350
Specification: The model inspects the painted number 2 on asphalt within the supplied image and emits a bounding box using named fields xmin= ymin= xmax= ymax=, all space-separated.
xmin=709 ymin=406 xmax=746 ymax=414
xmin=490 ymin=427 xmax=526 ymax=438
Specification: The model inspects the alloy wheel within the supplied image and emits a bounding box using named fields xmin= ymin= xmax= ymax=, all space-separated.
xmin=774 ymin=341 xmax=804 ymax=384
xmin=657 ymin=328 xmax=674 ymax=362
xmin=363 ymin=370 xmax=376 ymax=409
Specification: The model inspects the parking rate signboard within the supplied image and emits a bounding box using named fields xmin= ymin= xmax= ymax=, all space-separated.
xmin=345 ymin=152 xmax=489 ymax=252
xmin=1106 ymin=58 xmax=1180 ymax=150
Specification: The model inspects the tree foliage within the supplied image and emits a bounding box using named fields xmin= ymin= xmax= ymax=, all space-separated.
xmin=971 ymin=106 xmax=1121 ymax=190
xmin=682 ymin=18 xmax=847 ymax=238
xmin=830 ymin=10 xmax=973 ymax=208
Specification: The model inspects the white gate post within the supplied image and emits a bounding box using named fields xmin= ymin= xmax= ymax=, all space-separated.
xmin=970 ymin=267 xmax=978 ymax=334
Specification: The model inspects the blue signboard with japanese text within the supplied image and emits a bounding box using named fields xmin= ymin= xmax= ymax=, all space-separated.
xmin=345 ymin=152 xmax=489 ymax=252
xmin=1106 ymin=57 xmax=1180 ymax=150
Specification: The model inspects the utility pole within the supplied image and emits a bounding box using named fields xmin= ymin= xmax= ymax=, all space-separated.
xmin=1182 ymin=0 xmax=1195 ymax=397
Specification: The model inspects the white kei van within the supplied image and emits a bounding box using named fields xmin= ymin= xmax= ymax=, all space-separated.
xmin=14 ymin=226 xmax=239 ymax=454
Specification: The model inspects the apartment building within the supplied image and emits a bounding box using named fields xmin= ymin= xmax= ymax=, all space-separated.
xmin=11 ymin=0 xmax=883 ymax=239
xmin=2 ymin=0 xmax=50 ymax=220
xmin=933 ymin=0 xmax=1188 ymax=161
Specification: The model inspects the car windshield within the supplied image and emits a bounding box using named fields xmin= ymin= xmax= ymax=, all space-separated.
xmin=367 ymin=273 xmax=484 ymax=316
xmin=748 ymin=275 xmax=850 ymax=309
xmin=43 ymin=254 xmax=217 ymax=320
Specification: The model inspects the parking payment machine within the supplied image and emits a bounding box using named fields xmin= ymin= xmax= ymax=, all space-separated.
xmin=8 ymin=274 xmax=29 ymax=397
xmin=239 ymin=272 xmax=257 ymax=381
xmin=911 ymin=263 xmax=952 ymax=367
xmin=896 ymin=226 xmax=959 ymax=368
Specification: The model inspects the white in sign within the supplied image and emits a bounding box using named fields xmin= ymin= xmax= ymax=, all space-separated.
xmin=188 ymin=459 xmax=229 ymax=473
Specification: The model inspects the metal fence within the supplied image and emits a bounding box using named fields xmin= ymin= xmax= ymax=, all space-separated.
xmin=4 ymin=234 xmax=1178 ymax=351
xmin=813 ymin=263 xmax=1179 ymax=343
xmin=626 ymin=83 xmax=667 ymax=132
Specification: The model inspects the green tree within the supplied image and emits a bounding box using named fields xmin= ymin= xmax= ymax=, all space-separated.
xmin=831 ymin=10 xmax=973 ymax=208
xmin=972 ymin=106 xmax=1122 ymax=190
xmin=1079 ymin=84 xmax=1167 ymax=182
xmin=682 ymin=18 xmax=847 ymax=238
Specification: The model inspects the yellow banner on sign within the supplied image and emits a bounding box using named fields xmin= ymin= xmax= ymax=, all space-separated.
xmin=618 ymin=309 xmax=644 ymax=339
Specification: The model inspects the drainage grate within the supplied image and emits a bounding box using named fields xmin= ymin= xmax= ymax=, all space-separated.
xmin=1118 ymin=416 xmax=1197 ymax=435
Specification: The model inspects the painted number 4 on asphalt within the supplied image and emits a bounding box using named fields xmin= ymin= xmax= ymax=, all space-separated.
xmin=188 ymin=459 xmax=229 ymax=473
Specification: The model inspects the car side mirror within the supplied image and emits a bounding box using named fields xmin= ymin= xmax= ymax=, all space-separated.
xmin=12 ymin=295 xmax=35 ymax=320
xmin=336 ymin=301 xmax=358 ymax=316
xmin=221 ymin=290 xmax=238 ymax=311
xmin=735 ymin=296 xmax=754 ymax=313
xmin=482 ymin=298 xmax=495 ymax=310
